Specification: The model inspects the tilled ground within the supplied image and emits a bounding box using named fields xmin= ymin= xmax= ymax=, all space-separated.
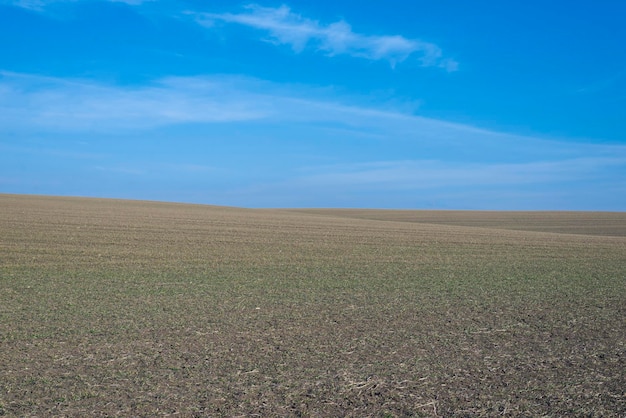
xmin=1 ymin=194 xmax=625 ymax=416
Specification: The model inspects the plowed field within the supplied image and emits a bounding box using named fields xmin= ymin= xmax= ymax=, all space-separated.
xmin=1 ymin=194 xmax=624 ymax=416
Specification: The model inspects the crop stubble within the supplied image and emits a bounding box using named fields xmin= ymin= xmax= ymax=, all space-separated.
xmin=0 ymin=194 xmax=625 ymax=416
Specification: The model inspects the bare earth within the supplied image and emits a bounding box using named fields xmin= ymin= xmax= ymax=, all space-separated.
xmin=1 ymin=194 xmax=625 ymax=416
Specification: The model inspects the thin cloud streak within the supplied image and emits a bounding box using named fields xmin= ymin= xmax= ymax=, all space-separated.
xmin=2 ymin=71 xmax=625 ymax=164
xmin=0 ymin=71 xmax=480 ymax=133
xmin=294 ymin=158 xmax=626 ymax=189
xmin=3 ymin=70 xmax=625 ymax=209
xmin=0 ymin=72 xmax=270 ymax=131
xmin=196 ymin=4 xmax=458 ymax=70
xmin=227 ymin=157 xmax=626 ymax=209
xmin=0 ymin=72 xmax=626 ymax=208
xmin=0 ymin=0 xmax=153 ymax=9
xmin=92 ymin=162 xmax=214 ymax=177
xmin=3 ymin=0 xmax=456 ymax=70
xmin=0 ymin=71 xmax=574 ymax=165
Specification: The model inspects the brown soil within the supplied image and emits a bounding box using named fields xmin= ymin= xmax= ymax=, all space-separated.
xmin=1 ymin=194 xmax=624 ymax=416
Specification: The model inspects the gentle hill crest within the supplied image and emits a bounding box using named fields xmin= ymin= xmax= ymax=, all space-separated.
xmin=3 ymin=194 xmax=625 ymax=237
xmin=283 ymin=208 xmax=626 ymax=237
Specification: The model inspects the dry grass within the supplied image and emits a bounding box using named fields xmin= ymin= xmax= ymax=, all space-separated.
xmin=1 ymin=194 xmax=625 ymax=416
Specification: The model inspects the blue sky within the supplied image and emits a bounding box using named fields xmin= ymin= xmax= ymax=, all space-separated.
xmin=1 ymin=0 xmax=625 ymax=209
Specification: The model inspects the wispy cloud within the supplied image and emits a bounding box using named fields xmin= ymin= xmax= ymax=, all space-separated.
xmin=3 ymin=71 xmax=625 ymax=175
xmin=0 ymin=71 xmax=561 ymax=168
xmin=223 ymin=157 xmax=626 ymax=209
xmin=574 ymin=71 xmax=625 ymax=95
xmin=93 ymin=165 xmax=145 ymax=176
xmin=0 ymin=72 xmax=269 ymax=131
xmin=3 ymin=0 xmax=45 ymax=10
xmin=1 ymin=71 xmax=480 ymax=134
xmin=92 ymin=162 xmax=214 ymax=177
xmin=3 ymin=0 xmax=456 ymax=70
xmin=1 ymin=0 xmax=153 ymax=11
xmin=294 ymin=158 xmax=626 ymax=190
xmin=196 ymin=4 xmax=458 ymax=70
xmin=2 ymin=70 xmax=624 ymax=166
xmin=2 ymin=71 xmax=624 ymax=209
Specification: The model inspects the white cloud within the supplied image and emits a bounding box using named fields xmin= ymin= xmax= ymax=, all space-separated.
xmin=1 ymin=0 xmax=152 ymax=10
xmin=2 ymin=71 xmax=624 ymax=168
xmin=92 ymin=162 xmax=214 ymax=177
xmin=2 ymin=72 xmax=624 ymax=210
xmin=0 ymin=71 xmax=553 ymax=163
xmin=0 ymin=72 xmax=270 ymax=131
xmin=293 ymin=158 xmax=626 ymax=190
xmin=224 ymin=157 xmax=626 ymax=209
xmin=3 ymin=0 xmax=456 ymax=69
xmin=1 ymin=0 xmax=46 ymax=10
xmin=1 ymin=71 xmax=486 ymax=134
xmin=197 ymin=4 xmax=458 ymax=70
